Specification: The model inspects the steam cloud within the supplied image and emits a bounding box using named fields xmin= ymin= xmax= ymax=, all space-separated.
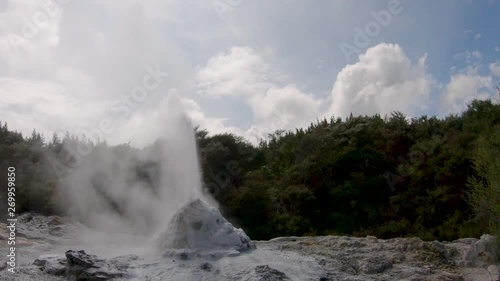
xmin=57 ymin=93 xmax=207 ymax=236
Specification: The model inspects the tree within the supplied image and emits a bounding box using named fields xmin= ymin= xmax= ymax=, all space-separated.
xmin=465 ymin=126 xmax=500 ymax=238
xmin=49 ymin=133 xmax=63 ymax=153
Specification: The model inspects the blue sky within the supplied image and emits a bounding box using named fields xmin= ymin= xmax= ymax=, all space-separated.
xmin=0 ymin=0 xmax=498 ymax=146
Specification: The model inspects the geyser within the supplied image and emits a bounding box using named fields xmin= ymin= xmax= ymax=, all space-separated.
xmin=59 ymin=92 xmax=254 ymax=252
xmin=157 ymin=199 xmax=256 ymax=252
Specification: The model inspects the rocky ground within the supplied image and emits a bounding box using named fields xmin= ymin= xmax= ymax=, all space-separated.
xmin=1 ymin=214 xmax=500 ymax=280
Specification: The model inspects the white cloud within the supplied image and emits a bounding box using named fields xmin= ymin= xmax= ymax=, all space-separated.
xmin=247 ymin=85 xmax=323 ymax=133
xmin=490 ymin=62 xmax=500 ymax=77
xmin=328 ymin=43 xmax=433 ymax=118
xmin=474 ymin=33 xmax=482 ymax=40
xmin=441 ymin=67 xmax=493 ymax=115
xmin=0 ymin=0 xmax=204 ymax=143
xmin=0 ymin=0 xmax=63 ymax=77
xmin=195 ymin=46 xmax=324 ymax=143
xmin=472 ymin=50 xmax=482 ymax=60
xmin=0 ymin=1 xmax=498 ymax=147
xmin=181 ymin=96 xmax=244 ymax=137
xmin=196 ymin=47 xmax=272 ymax=98
xmin=248 ymin=86 xmax=321 ymax=120
xmin=0 ymin=77 xmax=107 ymax=137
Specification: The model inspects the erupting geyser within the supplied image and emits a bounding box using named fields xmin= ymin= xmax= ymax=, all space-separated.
xmin=59 ymin=92 xmax=255 ymax=252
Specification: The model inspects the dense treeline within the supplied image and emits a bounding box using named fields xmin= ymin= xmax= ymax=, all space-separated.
xmin=1 ymin=97 xmax=499 ymax=241
xmin=200 ymin=99 xmax=500 ymax=241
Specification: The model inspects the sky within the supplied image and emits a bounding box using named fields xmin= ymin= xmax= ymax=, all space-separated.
xmin=0 ymin=0 xmax=499 ymax=146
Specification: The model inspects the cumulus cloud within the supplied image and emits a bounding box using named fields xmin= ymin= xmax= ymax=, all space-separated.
xmin=328 ymin=43 xmax=433 ymax=118
xmin=1 ymin=1 xmax=499 ymax=147
xmin=0 ymin=0 xmax=202 ymax=145
xmin=196 ymin=47 xmax=272 ymax=98
xmin=173 ymin=42 xmax=498 ymax=144
xmin=195 ymin=46 xmax=324 ymax=142
xmin=0 ymin=77 xmax=107 ymax=136
xmin=239 ymin=85 xmax=323 ymax=143
xmin=490 ymin=62 xmax=500 ymax=77
xmin=181 ymin=96 xmax=244 ymax=137
xmin=440 ymin=67 xmax=493 ymax=115
xmin=248 ymin=86 xmax=321 ymax=120
xmin=248 ymin=85 xmax=323 ymax=130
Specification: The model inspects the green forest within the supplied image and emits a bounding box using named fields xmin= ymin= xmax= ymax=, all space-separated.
xmin=1 ymin=95 xmax=499 ymax=242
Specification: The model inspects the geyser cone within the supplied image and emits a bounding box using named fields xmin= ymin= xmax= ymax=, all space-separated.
xmin=157 ymin=199 xmax=256 ymax=252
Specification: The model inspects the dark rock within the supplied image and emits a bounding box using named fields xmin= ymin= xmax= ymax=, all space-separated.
xmin=200 ymin=262 xmax=213 ymax=271
xmin=254 ymin=265 xmax=289 ymax=281
xmin=36 ymin=257 xmax=67 ymax=276
xmin=180 ymin=252 xmax=189 ymax=260
xmin=33 ymin=259 xmax=47 ymax=266
xmin=65 ymin=250 xmax=126 ymax=280
xmin=65 ymin=250 xmax=100 ymax=268
xmin=35 ymin=250 xmax=127 ymax=280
